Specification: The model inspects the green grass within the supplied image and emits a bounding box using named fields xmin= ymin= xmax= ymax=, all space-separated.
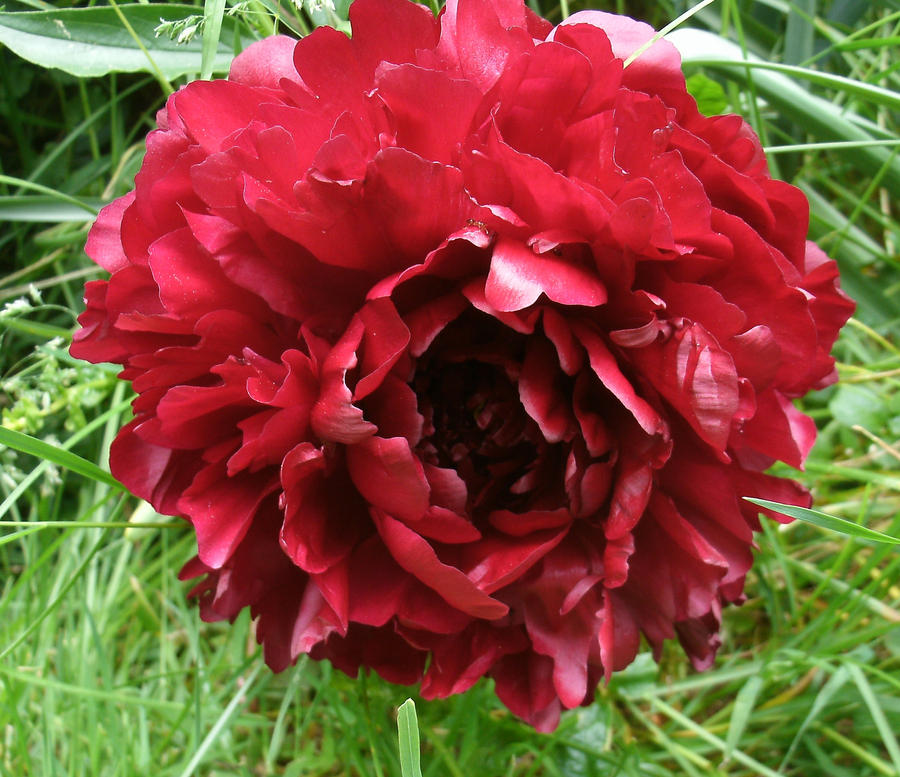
xmin=1 ymin=0 xmax=899 ymax=775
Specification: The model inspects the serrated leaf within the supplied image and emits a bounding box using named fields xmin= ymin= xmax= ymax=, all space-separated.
xmin=397 ymin=699 xmax=423 ymax=777
xmin=745 ymin=499 xmax=900 ymax=545
xmin=0 ymin=5 xmax=255 ymax=79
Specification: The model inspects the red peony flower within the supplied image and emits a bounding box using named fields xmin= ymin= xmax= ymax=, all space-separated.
xmin=72 ymin=0 xmax=853 ymax=729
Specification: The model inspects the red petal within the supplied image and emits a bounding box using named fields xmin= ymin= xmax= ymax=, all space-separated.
xmin=311 ymin=316 xmax=377 ymax=445
xmin=173 ymin=80 xmax=275 ymax=154
xmin=572 ymin=321 xmax=667 ymax=437
xmin=599 ymin=589 xmax=640 ymax=679
xmin=518 ymin=336 xmax=576 ymax=443
xmin=110 ymin=420 xmax=201 ymax=515
xmin=485 ymin=237 xmax=607 ymax=312
xmin=561 ymin=11 xmax=684 ymax=94
xmin=346 ymin=436 xmax=430 ymax=523
xmin=734 ymin=389 xmax=816 ymax=469
xmin=492 ymin=652 xmax=561 ymax=732
xmin=178 ymin=464 xmax=277 ymax=568
xmin=228 ymin=35 xmax=299 ymax=90
xmin=488 ymin=508 xmax=572 ymax=537
xmin=363 ymin=376 xmax=424 ymax=445
xmin=629 ymin=322 xmax=740 ymax=454
xmin=280 ymin=443 xmax=365 ymax=574
xmin=416 ymin=506 xmax=482 ymax=544
xmin=349 ymin=0 xmax=439 ymax=72
xmin=375 ymin=63 xmax=483 ymax=165
xmin=438 ymin=0 xmax=531 ymax=92
xmin=372 ymin=510 xmax=508 ymax=619
xmin=354 ymin=299 xmax=411 ymax=401
xmin=85 ymin=193 xmax=134 ymax=272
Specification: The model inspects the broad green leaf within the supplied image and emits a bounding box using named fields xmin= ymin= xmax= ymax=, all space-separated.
xmin=0 ymin=426 xmax=122 ymax=490
xmin=397 ymin=699 xmax=423 ymax=777
xmin=0 ymin=5 xmax=255 ymax=79
xmin=745 ymin=499 xmax=900 ymax=544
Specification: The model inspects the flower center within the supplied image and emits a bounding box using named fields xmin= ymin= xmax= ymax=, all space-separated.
xmin=413 ymin=314 xmax=565 ymax=518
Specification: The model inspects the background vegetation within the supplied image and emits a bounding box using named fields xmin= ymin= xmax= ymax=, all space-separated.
xmin=1 ymin=0 xmax=898 ymax=774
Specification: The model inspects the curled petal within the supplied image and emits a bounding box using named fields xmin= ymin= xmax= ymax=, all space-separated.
xmin=346 ymin=436 xmax=431 ymax=523
xmin=372 ymin=509 xmax=508 ymax=620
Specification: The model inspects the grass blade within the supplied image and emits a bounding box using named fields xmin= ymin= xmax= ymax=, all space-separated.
xmin=846 ymin=664 xmax=900 ymax=773
xmin=0 ymin=427 xmax=122 ymax=490
xmin=175 ymin=663 xmax=263 ymax=777
xmin=398 ymin=699 xmax=423 ymax=777
xmin=200 ymin=0 xmax=227 ymax=81
xmin=785 ymin=0 xmax=816 ymax=65
xmin=745 ymin=499 xmax=900 ymax=544
xmin=0 ymin=195 xmax=107 ymax=222
xmin=668 ymin=28 xmax=900 ymax=193
xmin=779 ymin=666 xmax=849 ymax=771
xmin=723 ymin=674 xmax=764 ymax=765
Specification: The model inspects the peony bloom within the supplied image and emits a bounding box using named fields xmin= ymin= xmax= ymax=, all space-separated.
xmin=72 ymin=0 xmax=853 ymax=729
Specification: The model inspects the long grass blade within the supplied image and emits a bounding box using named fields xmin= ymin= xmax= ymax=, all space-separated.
xmin=745 ymin=499 xmax=900 ymax=544
xmin=398 ymin=699 xmax=424 ymax=777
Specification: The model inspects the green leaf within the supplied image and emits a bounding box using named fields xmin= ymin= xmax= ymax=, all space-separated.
xmin=846 ymin=663 xmax=900 ymax=773
xmin=397 ymin=699 xmax=423 ymax=777
xmin=0 ymin=317 xmax=72 ymax=340
xmin=829 ymin=385 xmax=887 ymax=432
xmin=779 ymin=666 xmax=849 ymax=771
xmin=201 ymin=0 xmax=227 ymax=81
xmin=0 ymin=426 xmax=122 ymax=490
xmin=723 ymin=675 xmax=764 ymax=764
xmin=686 ymin=73 xmax=729 ymax=116
xmin=784 ymin=0 xmax=816 ymax=66
xmin=668 ymin=28 xmax=900 ymax=195
xmin=745 ymin=499 xmax=900 ymax=545
xmin=0 ymin=195 xmax=107 ymax=222
xmin=0 ymin=5 xmax=254 ymax=79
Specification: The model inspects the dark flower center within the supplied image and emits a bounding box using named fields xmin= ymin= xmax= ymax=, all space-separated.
xmin=413 ymin=314 xmax=565 ymax=518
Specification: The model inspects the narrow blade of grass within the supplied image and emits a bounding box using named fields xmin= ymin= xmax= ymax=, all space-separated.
xmin=723 ymin=674 xmax=764 ymax=765
xmin=200 ymin=0 xmax=227 ymax=81
xmin=0 ymin=427 xmax=121 ymax=490
xmin=0 ymin=195 xmax=106 ymax=222
xmin=846 ymin=663 xmax=900 ymax=774
xmin=398 ymin=699 xmax=424 ymax=777
xmin=779 ymin=665 xmax=849 ymax=771
xmin=175 ymin=663 xmax=263 ymax=777
xmin=745 ymin=498 xmax=900 ymax=544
